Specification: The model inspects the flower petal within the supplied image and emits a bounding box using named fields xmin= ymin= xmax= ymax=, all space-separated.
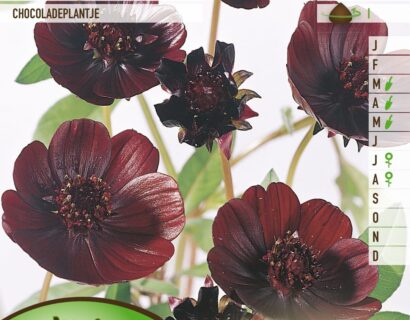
xmin=155 ymin=59 xmax=187 ymax=94
xmin=213 ymin=41 xmax=235 ymax=73
xmin=212 ymin=199 xmax=266 ymax=264
xmin=299 ymin=199 xmax=352 ymax=256
xmin=222 ymin=0 xmax=270 ymax=9
xmin=93 ymin=63 xmax=159 ymax=99
xmin=241 ymin=183 xmax=301 ymax=247
xmin=216 ymin=132 xmax=233 ymax=160
xmin=2 ymin=190 xmax=105 ymax=284
xmin=108 ymin=173 xmax=185 ymax=241
xmin=187 ymin=47 xmax=210 ymax=75
xmin=312 ymin=239 xmax=379 ymax=306
xmin=48 ymin=119 xmax=111 ymax=183
xmin=155 ymin=95 xmax=192 ymax=128
xmin=104 ymin=130 xmax=159 ymax=194
xmin=89 ymin=229 xmax=174 ymax=283
xmin=13 ymin=141 xmax=55 ymax=210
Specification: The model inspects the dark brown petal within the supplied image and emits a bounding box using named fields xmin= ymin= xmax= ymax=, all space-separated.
xmin=13 ymin=142 xmax=55 ymax=210
xmin=2 ymin=191 xmax=105 ymax=284
xmin=239 ymin=105 xmax=259 ymax=120
xmin=241 ymin=183 xmax=301 ymax=247
xmin=93 ymin=63 xmax=159 ymax=99
xmin=34 ymin=23 xmax=90 ymax=67
xmin=108 ymin=173 xmax=185 ymax=241
xmin=47 ymin=23 xmax=88 ymax=49
xmin=208 ymin=246 xmax=266 ymax=304
xmin=213 ymin=41 xmax=235 ymax=73
xmin=187 ymin=47 xmax=210 ymax=75
xmin=51 ymin=60 xmax=114 ymax=106
xmin=221 ymin=0 xmax=270 ymax=9
xmin=299 ymin=199 xmax=352 ymax=256
xmin=48 ymin=119 xmax=111 ymax=183
xmin=212 ymin=199 xmax=266 ymax=264
xmin=155 ymin=95 xmax=192 ymax=128
xmin=89 ymin=229 xmax=174 ymax=284
xmin=155 ymin=59 xmax=187 ymax=94
xmin=313 ymin=239 xmax=378 ymax=306
xmin=104 ymin=130 xmax=159 ymax=194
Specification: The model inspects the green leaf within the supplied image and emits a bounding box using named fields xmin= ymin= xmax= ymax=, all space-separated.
xmin=178 ymin=146 xmax=223 ymax=215
xmin=371 ymin=312 xmax=410 ymax=320
xmin=185 ymin=218 xmax=213 ymax=252
xmin=105 ymin=283 xmax=131 ymax=303
xmin=33 ymin=94 xmax=118 ymax=146
xmin=261 ymin=168 xmax=280 ymax=188
xmin=360 ymin=229 xmax=405 ymax=303
xmin=14 ymin=282 xmax=105 ymax=311
xmin=132 ymin=278 xmax=179 ymax=296
xmin=16 ymin=54 xmax=51 ymax=84
xmin=281 ymin=107 xmax=294 ymax=134
xmin=336 ymin=158 xmax=368 ymax=233
xmin=147 ymin=303 xmax=172 ymax=318
xmin=181 ymin=262 xmax=210 ymax=278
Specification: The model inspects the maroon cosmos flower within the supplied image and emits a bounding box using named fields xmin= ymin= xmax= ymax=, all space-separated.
xmin=2 ymin=119 xmax=185 ymax=285
xmin=221 ymin=0 xmax=270 ymax=9
xmin=287 ymin=1 xmax=388 ymax=150
xmin=208 ymin=183 xmax=381 ymax=320
xmin=34 ymin=3 xmax=187 ymax=106
xmin=166 ymin=276 xmax=253 ymax=320
xmin=154 ymin=41 xmax=259 ymax=159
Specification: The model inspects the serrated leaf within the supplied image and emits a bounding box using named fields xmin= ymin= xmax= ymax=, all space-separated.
xmin=14 ymin=282 xmax=105 ymax=311
xmin=371 ymin=312 xmax=410 ymax=320
xmin=236 ymin=89 xmax=261 ymax=103
xmin=185 ymin=218 xmax=213 ymax=252
xmin=105 ymin=283 xmax=131 ymax=303
xmin=147 ymin=303 xmax=172 ymax=318
xmin=360 ymin=229 xmax=405 ymax=303
xmin=16 ymin=54 xmax=51 ymax=84
xmin=132 ymin=278 xmax=179 ymax=296
xmin=181 ymin=263 xmax=210 ymax=278
xmin=261 ymin=169 xmax=280 ymax=188
xmin=178 ymin=146 xmax=223 ymax=215
xmin=33 ymin=94 xmax=118 ymax=146
xmin=336 ymin=158 xmax=368 ymax=233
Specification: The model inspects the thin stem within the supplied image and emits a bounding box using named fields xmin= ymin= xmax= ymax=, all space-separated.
xmin=219 ymin=145 xmax=234 ymax=200
xmin=174 ymin=234 xmax=187 ymax=286
xmin=286 ymin=125 xmax=315 ymax=187
xmin=103 ymin=106 xmax=112 ymax=136
xmin=137 ymin=95 xmax=178 ymax=178
xmin=208 ymin=0 xmax=222 ymax=55
xmin=185 ymin=237 xmax=197 ymax=297
xmin=39 ymin=272 xmax=53 ymax=303
xmin=231 ymin=117 xmax=314 ymax=166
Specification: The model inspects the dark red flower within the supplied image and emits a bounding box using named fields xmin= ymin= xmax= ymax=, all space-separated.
xmin=208 ymin=183 xmax=380 ymax=319
xmin=166 ymin=276 xmax=253 ymax=320
xmin=287 ymin=1 xmax=388 ymax=149
xmin=222 ymin=0 xmax=269 ymax=9
xmin=154 ymin=41 xmax=259 ymax=159
xmin=34 ymin=3 xmax=187 ymax=105
xmin=2 ymin=119 xmax=185 ymax=285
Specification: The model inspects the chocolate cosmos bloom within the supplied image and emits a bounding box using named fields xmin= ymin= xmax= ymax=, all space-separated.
xmin=2 ymin=119 xmax=185 ymax=285
xmin=222 ymin=0 xmax=270 ymax=9
xmin=287 ymin=1 xmax=388 ymax=149
xmin=155 ymin=41 xmax=259 ymax=159
xmin=34 ymin=4 xmax=187 ymax=105
xmin=166 ymin=276 xmax=253 ymax=320
xmin=208 ymin=183 xmax=381 ymax=320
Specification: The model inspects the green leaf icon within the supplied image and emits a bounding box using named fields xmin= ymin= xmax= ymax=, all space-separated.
xmin=385 ymin=115 xmax=393 ymax=130
xmin=385 ymin=96 xmax=393 ymax=110
xmin=385 ymin=76 xmax=394 ymax=91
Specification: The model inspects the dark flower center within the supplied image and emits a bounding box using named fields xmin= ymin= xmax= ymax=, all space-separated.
xmin=263 ymin=231 xmax=323 ymax=296
xmin=185 ymin=70 xmax=232 ymax=113
xmin=338 ymin=55 xmax=368 ymax=102
xmin=84 ymin=23 xmax=149 ymax=61
xmin=54 ymin=175 xmax=112 ymax=230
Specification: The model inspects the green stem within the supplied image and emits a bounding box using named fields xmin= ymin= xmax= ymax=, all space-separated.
xmin=208 ymin=0 xmax=221 ymax=55
xmin=103 ymin=106 xmax=112 ymax=136
xmin=286 ymin=124 xmax=315 ymax=187
xmin=173 ymin=234 xmax=187 ymax=286
xmin=231 ymin=117 xmax=314 ymax=166
xmin=39 ymin=272 xmax=53 ymax=303
xmin=137 ymin=95 xmax=177 ymax=178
